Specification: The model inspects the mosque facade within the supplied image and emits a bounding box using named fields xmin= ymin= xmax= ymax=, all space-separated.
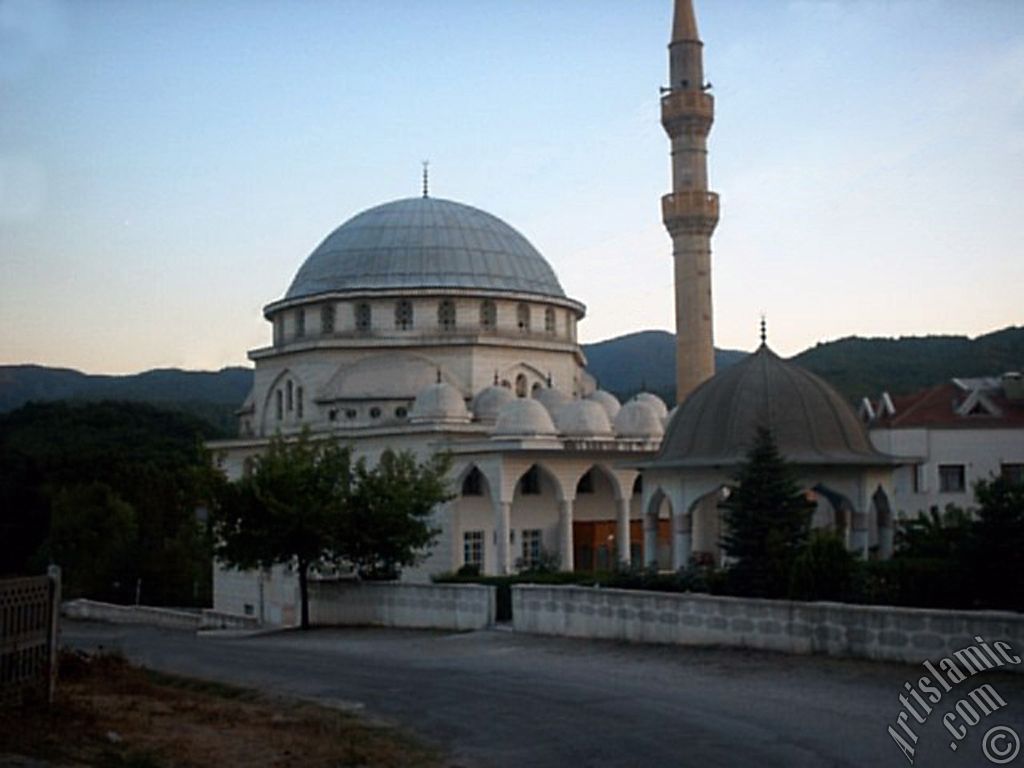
xmin=210 ymin=0 xmax=899 ymax=624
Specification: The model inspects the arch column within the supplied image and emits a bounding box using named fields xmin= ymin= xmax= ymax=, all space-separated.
xmin=850 ymin=511 xmax=869 ymax=558
xmin=615 ymin=497 xmax=631 ymax=567
xmin=672 ymin=512 xmax=692 ymax=570
xmin=558 ymin=499 xmax=574 ymax=572
xmin=494 ymin=500 xmax=512 ymax=575
xmin=643 ymin=513 xmax=658 ymax=568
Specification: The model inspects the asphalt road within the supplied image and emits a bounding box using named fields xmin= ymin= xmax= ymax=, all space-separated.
xmin=63 ymin=620 xmax=1024 ymax=768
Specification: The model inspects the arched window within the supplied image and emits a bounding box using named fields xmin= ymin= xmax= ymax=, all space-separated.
xmin=321 ymin=304 xmax=335 ymax=335
xmin=517 ymin=303 xmax=530 ymax=332
xmin=461 ymin=467 xmax=485 ymax=497
xmin=544 ymin=307 xmax=555 ymax=335
xmin=515 ymin=373 xmax=528 ymax=398
xmin=355 ymin=302 xmax=371 ymax=332
xmin=395 ymin=299 xmax=413 ymax=330
xmin=286 ymin=380 xmax=294 ymax=411
xmin=438 ymin=299 xmax=456 ymax=331
xmin=480 ymin=300 xmax=496 ymax=330
xmin=275 ymin=390 xmax=283 ymax=420
xmin=296 ymin=387 xmax=304 ymax=419
xmin=519 ymin=466 xmax=541 ymax=496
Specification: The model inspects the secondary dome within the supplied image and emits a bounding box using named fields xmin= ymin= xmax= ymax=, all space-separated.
xmin=586 ymin=390 xmax=622 ymax=419
xmin=493 ymin=398 xmax=558 ymax=438
xmin=472 ymin=385 xmax=515 ymax=423
xmin=631 ymin=392 xmax=668 ymax=420
xmin=285 ymin=197 xmax=566 ymax=300
xmin=555 ymin=400 xmax=614 ymax=437
xmin=653 ymin=345 xmax=892 ymax=467
xmin=532 ymin=386 xmax=571 ymax=414
xmin=409 ymin=382 xmax=470 ymax=424
xmin=614 ymin=400 xmax=665 ymax=439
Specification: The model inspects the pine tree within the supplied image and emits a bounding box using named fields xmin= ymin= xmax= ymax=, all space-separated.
xmin=719 ymin=426 xmax=814 ymax=598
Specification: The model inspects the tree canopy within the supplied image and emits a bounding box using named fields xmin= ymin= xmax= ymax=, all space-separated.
xmin=211 ymin=431 xmax=452 ymax=628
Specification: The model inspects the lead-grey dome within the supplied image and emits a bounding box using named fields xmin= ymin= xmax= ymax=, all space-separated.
xmin=286 ymin=197 xmax=566 ymax=300
xmin=652 ymin=344 xmax=893 ymax=467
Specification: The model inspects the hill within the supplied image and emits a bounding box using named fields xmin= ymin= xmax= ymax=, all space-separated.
xmin=581 ymin=331 xmax=746 ymax=401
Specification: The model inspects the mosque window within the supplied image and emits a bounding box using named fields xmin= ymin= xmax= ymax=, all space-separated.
xmin=544 ymin=307 xmax=556 ymax=335
xmin=520 ymin=466 xmax=541 ymax=496
xmin=321 ymin=304 xmax=336 ymax=335
xmin=355 ymin=302 xmax=372 ymax=332
xmin=517 ymin=303 xmax=530 ymax=332
xmin=515 ymin=374 xmax=527 ymax=398
xmin=438 ymin=299 xmax=456 ymax=331
xmin=577 ymin=470 xmax=594 ymax=495
xmin=287 ymin=381 xmax=293 ymax=411
xmin=369 ymin=406 xmax=382 ymax=419
xmin=296 ymin=387 xmax=304 ymax=419
xmin=520 ymin=529 xmax=542 ymax=568
xmin=395 ymin=406 xmax=409 ymax=419
xmin=480 ymin=300 xmax=496 ymax=330
xmin=275 ymin=390 xmax=283 ymax=420
xmin=395 ymin=300 xmax=413 ymax=330
xmin=295 ymin=310 xmax=306 ymax=338
xmin=345 ymin=408 xmax=358 ymax=420
xmin=273 ymin=315 xmax=283 ymax=346
xmin=463 ymin=531 xmax=484 ymax=568
xmin=633 ymin=475 xmax=643 ymax=495
xmin=462 ymin=467 xmax=484 ymax=497
xmin=328 ymin=409 xmax=338 ymax=422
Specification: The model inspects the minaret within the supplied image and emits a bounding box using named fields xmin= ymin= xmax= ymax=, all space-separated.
xmin=662 ymin=0 xmax=718 ymax=404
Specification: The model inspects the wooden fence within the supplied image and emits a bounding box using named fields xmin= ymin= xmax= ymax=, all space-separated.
xmin=0 ymin=566 xmax=61 ymax=705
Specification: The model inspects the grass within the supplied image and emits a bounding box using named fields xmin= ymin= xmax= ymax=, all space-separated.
xmin=0 ymin=648 xmax=444 ymax=768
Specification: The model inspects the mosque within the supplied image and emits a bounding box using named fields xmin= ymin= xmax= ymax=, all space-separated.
xmin=211 ymin=0 xmax=899 ymax=623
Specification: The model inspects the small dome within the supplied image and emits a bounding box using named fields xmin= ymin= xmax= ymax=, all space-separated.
xmin=653 ymin=344 xmax=893 ymax=467
xmin=493 ymin=398 xmax=558 ymax=438
xmin=614 ymin=400 xmax=665 ymax=439
xmin=532 ymin=386 xmax=571 ymax=414
xmin=410 ymin=382 xmax=470 ymax=424
xmin=555 ymin=400 xmax=614 ymax=437
xmin=632 ymin=392 xmax=668 ymax=420
xmin=586 ymin=390 xmax=622 ymax=419
xmin=472 ymin=385 xmax=515 ymax=423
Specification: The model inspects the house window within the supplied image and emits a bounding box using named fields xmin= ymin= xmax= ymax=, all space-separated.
xmin=296 ymin=387 xmax=304 ymax=419
xmin=544 ymin=307 xmax=556 ymax=335
xmin=911 ymin=464 xmax=922 ymax=493
xmin=295 ymin=309 xmax=305 ymax=338
xmin=577 ymin=470 xmax=594 ymax=495
xmin=355 ymin=302 xmax=371 ymax=332
xmin=395 ymin=299 xmax=413 ymax=330
xmin=275 ymin=390 xmax=283 ymax=420
xmin=438 ymin=299 xmax=456 ymax=331
xmin=462 ymin=467 xmax=484 ymax=497
xmin=521 ymin=529 xmax=542 ymax=569
xmin=463 ymin=531 xmax=484 ymax=568
xmin=480 ymin=299 xmax=496 ymax=330
xmin=321 ymin=304 xmax=335 ymax=335
xmin=939 ymin=464 xmax=966 ymax=493
xmin=520 ymin=466 xmax=541 ymax=496
xmin=517 ymin=302 xmax=530 ymax=332
xmin=1002 ymin=463 xmax=1024 ymax=486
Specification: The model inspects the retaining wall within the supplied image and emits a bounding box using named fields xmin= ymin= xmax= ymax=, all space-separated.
xmin=62 ymin=599 xmax=201 ymax=631
xmin=309 ymin=581 xmax=495 ymax=631
xmin=512 ymin=585 xmax=1024 ymax=671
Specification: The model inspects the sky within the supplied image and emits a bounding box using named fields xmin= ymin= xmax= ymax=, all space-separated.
xmin=2 ymin=0 xmax=1022 ymax=374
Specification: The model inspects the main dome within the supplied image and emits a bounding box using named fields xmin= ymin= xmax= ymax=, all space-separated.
xmin=652 ymin=344 xmax=893 ymax=468
xmin=285 ymin=197 xmax=566 ymax=300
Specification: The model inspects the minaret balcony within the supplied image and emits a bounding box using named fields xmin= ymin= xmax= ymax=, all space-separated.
xmin=662 ymin=191 xmax=719 ymax=235
xmin=660 ymin=90 xmax=714 ymax=134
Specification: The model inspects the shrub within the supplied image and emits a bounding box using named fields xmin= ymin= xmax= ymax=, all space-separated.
xmin=788 ymin=530 xmax=856 ymax=601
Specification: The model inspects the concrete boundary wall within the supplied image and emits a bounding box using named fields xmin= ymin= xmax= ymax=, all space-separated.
xmin=63 ymin=599 xmax=201 ymax=631
xmin=309 ymin=581 xmax=495 ymax=631
xmin=512 ymin=585 xmax=1024 ymax=671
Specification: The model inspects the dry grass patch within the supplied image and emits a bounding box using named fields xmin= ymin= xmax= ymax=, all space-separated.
xmin=0 ymin=649 xmax=443 ymax=768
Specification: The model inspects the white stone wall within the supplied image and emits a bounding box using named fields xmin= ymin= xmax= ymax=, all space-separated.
xmin=309 ymin=581 xmax=495 ymax=630
xmin=512 ymin=585 xmax=1024 ymax=671
xmin=213 ymin=564 xmax=298 ymax=626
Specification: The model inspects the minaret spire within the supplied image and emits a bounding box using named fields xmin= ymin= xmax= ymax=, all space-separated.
xmin=662 ymin=0 xmax=718 ymax=404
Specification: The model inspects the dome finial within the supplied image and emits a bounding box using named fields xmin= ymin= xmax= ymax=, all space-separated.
xmin=421 ymin=160 xmax=430 ymax=198
xmin=760 ymin=313 xmax=767 ymax=346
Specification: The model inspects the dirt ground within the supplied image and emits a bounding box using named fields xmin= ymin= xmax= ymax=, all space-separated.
xmin=0 ymin=649 xmax=443 ymax=768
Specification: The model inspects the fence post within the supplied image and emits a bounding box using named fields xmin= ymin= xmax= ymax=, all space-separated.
xmin=46 ymin=565 xmax=61 ymax=705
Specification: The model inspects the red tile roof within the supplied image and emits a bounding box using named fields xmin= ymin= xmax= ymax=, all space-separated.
xmin=874 ymin=382 xmax=1024 ymax=429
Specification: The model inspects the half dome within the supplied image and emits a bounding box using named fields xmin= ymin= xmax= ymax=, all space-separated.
xmin=286 ymin=197 xmax=566 ymax=300
xmin=652 ymin=345 xmax=893 ymax=467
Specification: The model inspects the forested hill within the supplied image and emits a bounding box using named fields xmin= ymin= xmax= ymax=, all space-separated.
xmin=793 ymin=326 xmax=1024 ymax=400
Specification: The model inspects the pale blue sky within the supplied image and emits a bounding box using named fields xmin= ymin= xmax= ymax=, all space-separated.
xmin=2 ymin=0 xmax=1022 ymax=373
